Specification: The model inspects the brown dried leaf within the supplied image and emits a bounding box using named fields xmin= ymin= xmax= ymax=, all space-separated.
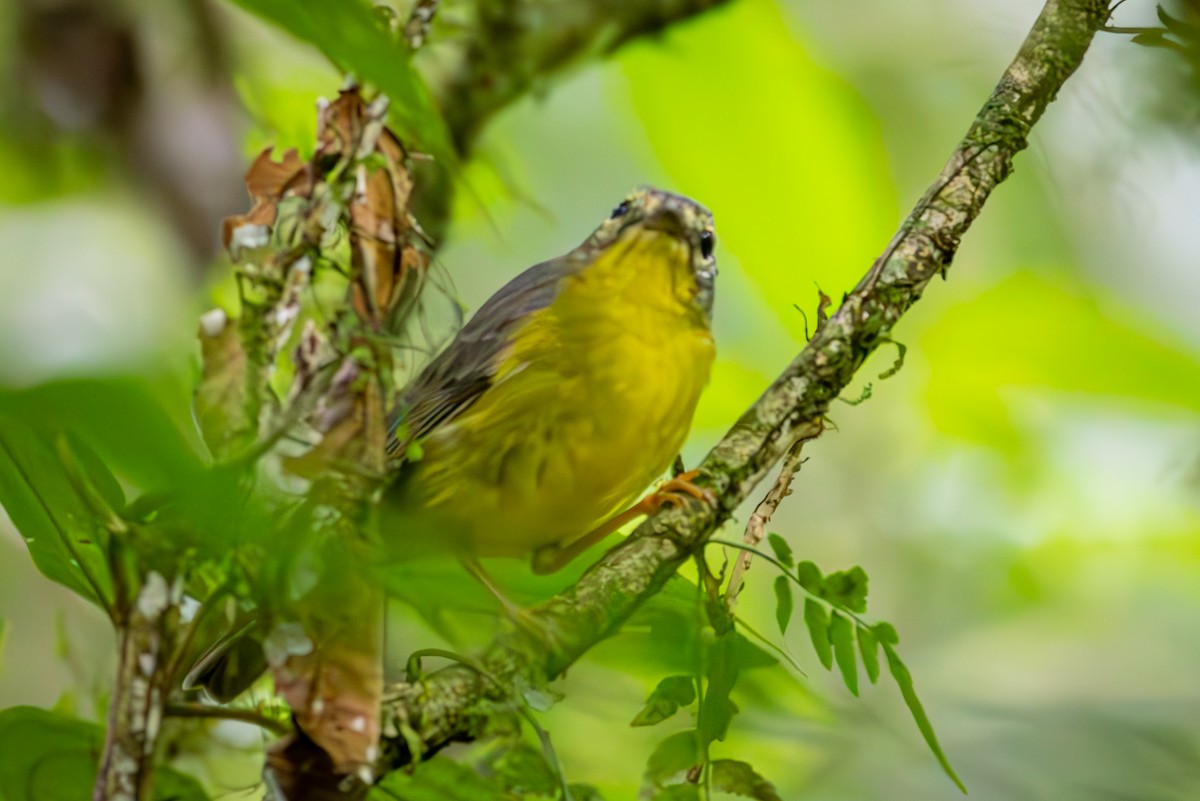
xmin=195 ymin=309 xmax=258 ymax=460
xmin=349 ymin=161 xmax=399 ymax=325
xmin=222 ymin=148 xmax=310 ymax=250
xmin=271 ymin=579 xmax=384 ymax=777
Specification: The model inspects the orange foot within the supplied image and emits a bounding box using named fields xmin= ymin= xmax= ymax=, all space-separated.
xmin=531 ymin=469 xmax=715 ymax=575
xmin=633 ymin=469 xmax=717 ymax=515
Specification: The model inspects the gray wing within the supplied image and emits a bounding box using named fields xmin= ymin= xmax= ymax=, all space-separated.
xmin=385 ymin=255 xmax=574 ymax=458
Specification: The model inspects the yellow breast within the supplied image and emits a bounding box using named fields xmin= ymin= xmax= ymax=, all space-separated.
xmin=398 ymin=228 xmax=714 ymax=559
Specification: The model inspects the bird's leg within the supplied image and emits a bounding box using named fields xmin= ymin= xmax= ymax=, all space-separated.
xmin=459 ymin=556 xmax=557 ymax=644
xmin=461 ymin=556 xmax=526 ymax=619
xmin=531 ymin=469 xmax=714 ymax=575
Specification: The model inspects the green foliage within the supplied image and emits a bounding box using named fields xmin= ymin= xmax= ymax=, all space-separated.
xmin=717 ymin=539 xmax=965 ymax=792
xmin=710 ymin=759 xmax=782 ymax=801
xmin=371 ymin=758 xmax=508 ymax=800
xmin=0 ymin=706 xmax=208 ymax=801
xmin=0 ymin=412 xmax=117 ymax=608
xmin=0 ymin=376 xmax=204 ymax=490
xmin=802 ymin=598 xmax=833 ymax=670
xmin=772 ymin=575 xmax=793 ymax=634
xmin=765 ymin=533 xmax=793 ymax=568
xmin=632 ymin=676 xmax=697 ymax=727
xmin=857 ymin=625 xmax=881 ymax=685
xmin=790 ymin=570 xmax=964 ymax=791
xmin=224 ymin=0 xmax=454 ymax=165
xmin=644 ymin=730 xmax=700 ymax=787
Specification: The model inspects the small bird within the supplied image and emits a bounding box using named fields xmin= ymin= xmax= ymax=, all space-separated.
xmin=385 ymin=187 xmax=718 ymax=574
xmin=185 ymin=188 xmax=717 ymax=703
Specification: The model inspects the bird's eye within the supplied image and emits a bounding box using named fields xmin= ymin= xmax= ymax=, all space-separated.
xmin=610 ymin=200 xmax=631 ymax=219
xmin=698 ymin=230 xmax=715 ymax=260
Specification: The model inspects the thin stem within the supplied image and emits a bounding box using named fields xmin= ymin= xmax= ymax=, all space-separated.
xmin=725 ymin=427 xmax=817 ymax=611
xmin=165 ymin=702 xmax=291 ymax=736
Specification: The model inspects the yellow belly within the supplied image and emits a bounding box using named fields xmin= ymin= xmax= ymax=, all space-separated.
xmin=394 ymin=243 xmax=714 ymax=560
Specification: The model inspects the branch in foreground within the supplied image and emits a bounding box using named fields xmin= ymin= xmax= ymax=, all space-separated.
xmin=378 ymin=0 xmax=1113 ymax=772
xmin=413 ymin=0 xmax=731 ymax=238
xmin=430 ymin=0 xmax=732 ymax=154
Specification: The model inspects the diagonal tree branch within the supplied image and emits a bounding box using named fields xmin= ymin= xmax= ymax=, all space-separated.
xmin=379 ymin=0 xmax=1113 ymax=772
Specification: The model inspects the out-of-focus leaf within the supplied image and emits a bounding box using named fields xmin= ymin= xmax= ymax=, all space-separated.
xmin=0 ymin=376 xmax=204 ymax=491
xmin=766 ymin=533 xmax=794 ymax=568
xmin=829 ymin=612 xmax=859 ymax=696
xmin=622 ymin=0 xmax=895 ymax=323
xmin=857 ymin=624 xmax=881 ymax=684
xmin=644 ymin=730 xmax=699 ymax=787
xmin=773 ymin=575 xmax=794 ymax=634
xmin=225 ymin=0 xmax=454 ymax=167
xmin=651 ymin=785 xmax=700 ymax=801
xmin=711 ymin=759 xmax=783 ymax=801
xmin=0 ymin=706 xmax=208 ymax=801
xmin=369 ymin=757 xmax=506 ymax=800
xmin=923 ymin=272 xmax=1200 ymax=445
xmin=796 ymin=561 xmax=823 ymax=595
xmin=803 ymin=599 xmax=832 ymax=670
xmin=700 ymin=672 xmax=738 ymax=748
xmin=823 ymin=566 xmax=869 ymax=614
xmin=873 ymin=621 xmax=900 ymax=646
xmin=591 ymin=576 xmax=776 ymax=676
xmin=488 ymin=741 xmax=562 ymax=798
xmin=882 ymin=644 xmax=966 ymax=794
xmin=632 ymin=675 xmax=697 ymax=727
xmin=0 ymin=414 xmax=113 ymax=607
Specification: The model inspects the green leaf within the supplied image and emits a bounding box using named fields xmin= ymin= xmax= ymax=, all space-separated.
xmin=370 ymin=756 xmax=507 ymax=800
xmin=567 ymin=784 xmax=607 ymax=801
xmin=823 ymin=566 xmax=869 ymax=614
xmin=632 ymin=675 xmax=697 ymax=727
xmin=487 ymin=742 xmax=561 ymax=799
xmin=796 ymin=560 xmax=823 ymax=594
xmin=711 ymin=759 xmax=783 ymax=801
xmin=651 ymin=786 xmax=700 ymax=801
xmin=225 ymin=0 xmax=454 ymax=167
xmin=0 ymin=706 xmax=208 ymax=801
xmin=0 ymin=376 xmax=205 ymax=492
xmin=0 ymin=414 xmax=113 ymax=607
xmin=829 ymin=612 xmax=859 ymax=696
xmin=857 ymin=624 xmax=881 ymax=684
xmin=644 ymin=730 xmax=699 ymax=786
xmin=699 ymin=630 xmax=740 ymax=748
xmin=873 ymin=621 xmax=900 ymax=646
xmin=765 ymin=533 xmax=793 ymax=568
xmin=882 ymin=644 xmax=966 ymax=794
xmin=802 ymin=599 xmax=832 ymax=670
xmin=772 ymin=575 xmax=794 ymax=634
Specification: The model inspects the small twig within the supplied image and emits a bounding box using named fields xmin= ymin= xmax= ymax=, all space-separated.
xmin=725 ymin=424 xmax=819 ymax=612
xmin=165 ymin=702 xmax=291 ymax=736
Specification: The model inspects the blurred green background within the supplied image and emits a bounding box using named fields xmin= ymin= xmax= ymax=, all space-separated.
xmin=2 ymin=0 xmax=1199 ymax=798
